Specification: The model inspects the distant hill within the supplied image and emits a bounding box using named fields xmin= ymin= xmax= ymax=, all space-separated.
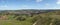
xmin=0 ymin=9 xmax=60 ymax=14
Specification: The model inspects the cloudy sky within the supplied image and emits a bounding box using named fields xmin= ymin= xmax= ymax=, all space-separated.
xmin=0 ymin=0 xmax=60 ymax=10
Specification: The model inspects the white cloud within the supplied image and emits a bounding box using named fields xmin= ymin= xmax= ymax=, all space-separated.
xmin=36 ymin=0 xmax=43 ymax=2
xmin=44 ymin=7 xmax=60 ymax=10
xmin=0 ymin=5 xmax=8 ymax=8
xmin=45 ymin=3 xmax=50 ymax=6
xmin=56 ymin=0 xmax=60 ymax=5
xmin=26 ymin=0 xmax=43 ymax=3
xmin=21 ymin=5 xmax=29 ymax=8
xmin=0 ymin=5 xmax=8 ymax=10
xmin=23 ymin=5 xmax=28 ymax=8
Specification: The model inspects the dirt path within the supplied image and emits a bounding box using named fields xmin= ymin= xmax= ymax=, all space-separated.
xmin=33 ymin=19 xmax=41 ymax=25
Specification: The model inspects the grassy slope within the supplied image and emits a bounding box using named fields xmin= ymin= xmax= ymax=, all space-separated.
xmin=0 ymin=15 xmax=34 ymax=25
xmin=0 ymin=11 xmax=60 ymax=25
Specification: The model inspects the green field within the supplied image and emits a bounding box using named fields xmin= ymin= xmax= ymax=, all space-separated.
xmin=0 ymin=11 xmax=60 ymax=25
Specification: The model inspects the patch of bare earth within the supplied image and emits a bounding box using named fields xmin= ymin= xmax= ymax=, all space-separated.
xmin=0 ymin=15 xmax=8 ymax=20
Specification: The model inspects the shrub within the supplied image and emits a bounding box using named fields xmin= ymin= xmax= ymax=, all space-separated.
xmin=16 ymin=17 xmax=26 ymax=21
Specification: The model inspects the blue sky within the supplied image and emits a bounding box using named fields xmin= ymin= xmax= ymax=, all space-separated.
xmin=0 ymin=0 xmax=60 ymax=10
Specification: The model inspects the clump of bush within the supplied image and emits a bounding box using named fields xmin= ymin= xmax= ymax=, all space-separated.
xmin=16 ymin=17 xmax=26 ymax=21
xmin=53 ymin=19 xmax=60 ymax=25
xmin=32 ymin=16 xmax=42 ymax=23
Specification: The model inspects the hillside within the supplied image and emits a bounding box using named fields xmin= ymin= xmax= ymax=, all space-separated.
xmin=0 ymin=10 xmax=60 ymax=25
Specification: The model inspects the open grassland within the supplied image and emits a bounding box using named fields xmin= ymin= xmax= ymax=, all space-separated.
xmin=0 ymin=11 xmax=60 ymax=25
xmin=0 ymin=20 xmax=33 ymax=25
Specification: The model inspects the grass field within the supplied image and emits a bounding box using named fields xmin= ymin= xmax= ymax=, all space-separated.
xmin=0 ymin=11 xmax=60 ymax=25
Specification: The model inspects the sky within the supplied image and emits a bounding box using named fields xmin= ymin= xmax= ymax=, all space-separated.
xmin=0 ymin=0 xmax=60 ymax=10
